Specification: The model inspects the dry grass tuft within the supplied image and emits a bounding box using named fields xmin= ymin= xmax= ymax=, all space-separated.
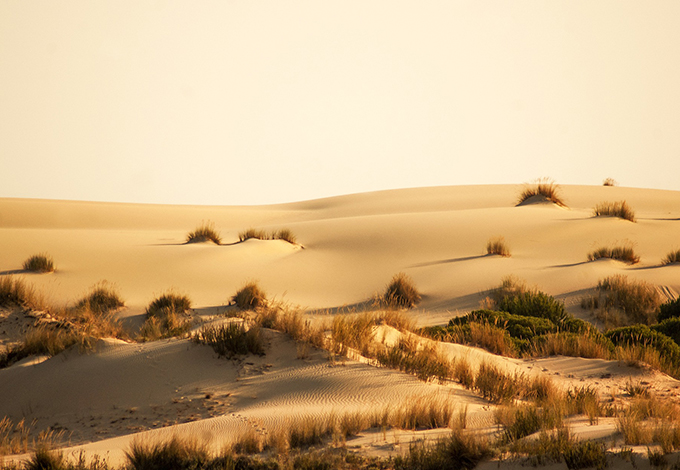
xmin=193 ymin=322 xmax=265 ymax=357
xmin=75 ymin=281 xmax=124 ymax=315
xmin=138 ymin=292 xmax=192 ymax=341
xmin=0 ymin=276 xmax=45 ymax=310
xmin=238 ymin=228 xmax=298 ymax=244
xmin=587 ymin=244 xmax=640 ymax=264
xmin=231 ymin=282 xmax=268 ymax=311
xmin=22 ymin=254 xmax=55 ymax=273
xmin=185 ymin=221 xmax=221 ymax=244
xmin=603 ymin=177 xmax=618 ymax=186
xmin=583 ymin=275 xmax=662 ymax=325
xmin=517 ymin=178 xmax=566 ymax=207
xmin=662 ymin=249 xmax=680 ymax=265
xmin=486 ymin=237 xmax=511 ymax=257
xmin=593 ymin=200 xmax=636 ymax=222
xmin=126 ymin=436 xmax=210 ymax=470
xmin=382 ymin=272 xmax=421 ymax=309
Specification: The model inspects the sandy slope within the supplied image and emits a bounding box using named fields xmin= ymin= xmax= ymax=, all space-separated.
xmin=2 ymin=184 xmax=680 ymax=466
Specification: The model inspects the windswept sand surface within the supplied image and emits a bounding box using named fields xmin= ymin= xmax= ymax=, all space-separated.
xmin=2 ymin=184 xmax=680 ymax=466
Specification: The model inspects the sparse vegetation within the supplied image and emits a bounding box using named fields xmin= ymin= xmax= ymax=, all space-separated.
xmin=593 ymin=200 xmax=636 ymax=222
xmin=486 ymin=236 xmax=511 ymax=257
xmin=603 ymin=177 xmax=618 ymax=186
xmin=193 ymin=322 xmax=265 ymax=357
xmin=382 ymin=272 xmax=421 ymax=309
xmin=395 ymin=427 xmax=491 ymax=470
xmin=0 ymin=276 xmax=43 ymax=310
xmin=582 ymin=275 xmax=662 ymax=325
xmin=185 ymin=221 xmax=221 ymax=245
xmin=587 ymin=244 xmax=640 ymax=264
xmin=517 ymin=178 xmax=566 ymax=207
xmin=232 ymin=282 xmax=268 ymax=310
xmin=238 ymin=228 xmax=298 ymax=244
xmin=22 ymin=254 xmax=55 ymax=273
xmin=662 ymin=249 xmax=680 ymax=265
xmin=75 ymin=282 xmax=124 ymax=314
xmin=126 ymin=436 xmax=211 ymax=470
xmin=139 ymin=292 xmax=192 ymax=341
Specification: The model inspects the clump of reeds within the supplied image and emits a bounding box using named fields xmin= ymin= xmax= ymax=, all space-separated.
xmin=22 ymin=253 xmax=55 ymax=273
xmin=231 ymin=282 xmax=268 ymax=310
xmin=593 ymin=200 xmax=636 ymax=222
xmin=382 ymin=272 xmax=421 ymax=309
xmin=238 ymin=228 xmax=298 ymax=244
xmin=75 ymin=281 xmax=124 ymax=314
xmin=185 ymin=221 xmax=221 ymax=244
xmin=516 ymin=178 xmax=566 ymax=207
xmin=139 ymin=291 xmax=192 ymax=341
xmin=583 ymin=275 xmax=661 ymax=325
xmin=0 ymin=276 xmax=43 ymax=310
xmin=486 ymin=237 xmax=511 ymax=257
xmin=193 ymin=322 xmax=265 ymax=358
xmin=587 ymin=244 xmax=640 ymax=264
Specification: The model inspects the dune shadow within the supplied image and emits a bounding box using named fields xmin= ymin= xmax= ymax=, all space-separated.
xmin=0 ymin=269 xmax=27 ymax=275
xmin=629 ymin=263 xmax=679 ymax=271
xmin=548 ymin=260 xmax=590 ymax=268
xmin=408 ymin=254 xmax=490 ymax=269
xmin=306 ymin=300 xmax=378 ymax=316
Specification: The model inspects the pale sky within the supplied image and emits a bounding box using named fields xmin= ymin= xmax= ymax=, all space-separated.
xmin=1 ymin=1 xmax=679 ymax=205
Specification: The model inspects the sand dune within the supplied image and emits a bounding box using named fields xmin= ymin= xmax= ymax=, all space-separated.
xmin=2 ymin=184 xmax=680 ymax=467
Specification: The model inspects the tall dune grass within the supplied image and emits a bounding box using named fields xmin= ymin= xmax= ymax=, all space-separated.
xmin=662 ymin=249 xmax=680 ymax=265
xmin=593 ymin=200 xmax=636 ymax=222
xmin=22 ymin=254 xmax=55 ymax=273
xmin=486 ymin=237 xmax=511 ymax=257
xmin=587 ymin=244 xmax=640 ymax=264
xmin=517 ymin=178 xmax=566 ymax=207
xmin=382 ymin=272 xmax=421 ymax=309
xmin=186 ymin=221 xmax=221 ymax=244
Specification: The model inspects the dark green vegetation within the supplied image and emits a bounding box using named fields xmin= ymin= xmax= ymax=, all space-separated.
xmin=22 ymin=254 xmax=55 ymax=273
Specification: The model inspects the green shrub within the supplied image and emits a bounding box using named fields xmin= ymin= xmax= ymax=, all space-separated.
xmin=658 ymin=297 xmax=680 ymax=322
xmin=593 ymin=200 xmax=636 ymax=222
xmin=498 ymin=291 xmax=568 ymax=325
xmin=231 ymin=282 xmax=267 ymax=310
xmin=652 ymin=317 xmax=680 ymax=345
xmin=186 ymin=221 xmax=221 ymax=244
xmin=517 ymin=178 xmax=566 ymax=207
xmin=193 ymin=323 xmax=265 ymax=357
xmin=606 ymin=325 xmax=680 ymax=367
xmin=23 ymin=254 xmax=55 ymax=273
xmin=587 ymin=245 xmax=640 ymax=264
xmin=449 ymin=310 xmax=557 ymax=340
xmin=75 ymin=282 xmax=124 ymax=314
xmin=383 ymin=272 xmax=421 ymax=309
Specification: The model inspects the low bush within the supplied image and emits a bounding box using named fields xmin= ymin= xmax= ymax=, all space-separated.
xmin=486 ymin=237 xmax=511 ymax=257
xmin=486 ymin=276 xmax=530 ymax=307
xmin=517 ymin=178 xmax=566 ymax=207
xmin=382 ymin=272 xmax=421 ymax=309
xmin=593 ymin=200 xmax=636 ymax=222
xmin=663 ymin=249 xmax=680 ymax=265
xmin=587 ymin=245 xmax=640 ymax=264
xmin=186 ymin=221 xmax=221 ymax=244
xmin=659 ymin=296 xmax=680 ymax=322
xmin=449 ymin=310 xmax=557 ymax=340
xmin=193 ymin=322 xmax=265 ymax=357
xmin=22 ymin=254 xmax=55 ymax=273
xmin=497 ymin=291 xmax=568 ymax=325
xmin=231 ymin=282 xmax=267 ymax=310
xmin=75 ymin=282 xmax=124 ymax=314
xmin=606 ymin=325 xmax=680 ymax=370
xmin=651 ymin=317 xmax=680 ymax=345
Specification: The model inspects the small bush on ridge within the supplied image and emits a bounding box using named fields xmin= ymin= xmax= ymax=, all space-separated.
xmin=75 ymin=282 xmax=124 ymax=314
xmin=193 ymin=322 xmax=265 ymax=357
xmin=486 ymin=237 xmax=511 ymax=257
xmin=383 ymin=273 xmax=421 ymax=309
xmin=603 ymin=178 xmax=618 ymax=186
xmin=587 ymin=245 xmax=640 ymax=264
xmin=517 ymin=178 xmax=566 ymax=207
xmin=659 ymin=296 xmax=680 ymax=322
xmin=593 ymin=200 xmax=636 ymax=222
xmin=23 ymin=254 xmax=55 ymax=273
xmin=232 ymin=282 xmax=268 ymax=310
xmin=186 ymin=221 xmax=221 ymax=244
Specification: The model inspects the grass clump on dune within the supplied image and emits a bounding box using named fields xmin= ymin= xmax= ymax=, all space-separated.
xmin=486 ymin=236 xmax=511 ymax=257
xmin=0 ymin=276 xmax=44 ymax=310
xmin=193 ymin=322 xmax=265 ymax=358
xmin=516 ymin=178 xmax=566 ymax=207
xmin=238 ymin=228 xmax=298 ymax=244
xmin=186 ymin=221 xmax=221 ymax=245
xmin=662 ymin=249 xmax=680 ymax=265
xmin=75 ymin=281 xmax=124 ymax=314
xmin=22 ymin=254 xmax=55 ymax=273
xmin=587 ymin=244 xmax=640 ymax=264
xmin=603 ymin=177 xmax=618 ymax=186
xmin=232 ymin=282 xmax=268 ymax=311
xmin=382 ymin=272 xmax=421 ymax=309
xmin=139 ymin=292 xmax=192 ymax=341
xmin=593 ymin=200 xmax=636 ymax=222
